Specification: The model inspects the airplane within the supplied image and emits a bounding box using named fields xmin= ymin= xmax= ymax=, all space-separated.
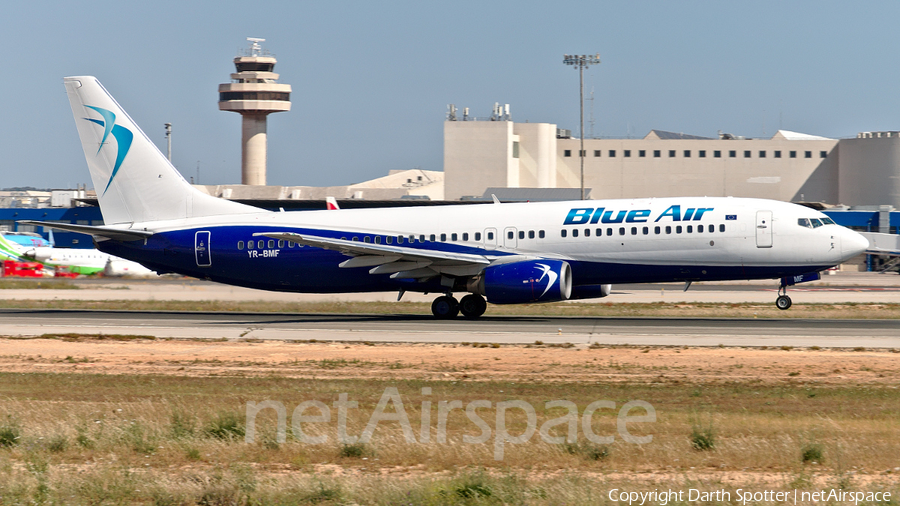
xmin=22 ymin=76 xmax=870 ymax=318
xmin=0 ymin=232 xmax=154 ymax=277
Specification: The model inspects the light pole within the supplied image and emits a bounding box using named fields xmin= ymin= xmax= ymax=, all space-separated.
xmin=164 ymin=123 xmax=172 ymax=162
xmin=563 ymin=53 xmax=600 ymax=200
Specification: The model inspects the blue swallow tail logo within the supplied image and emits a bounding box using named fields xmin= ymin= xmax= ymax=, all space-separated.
xmin=84 ymin=105 xmax=133 ymax=195
xmin=535 ymin=263 xmax=558 ymax=298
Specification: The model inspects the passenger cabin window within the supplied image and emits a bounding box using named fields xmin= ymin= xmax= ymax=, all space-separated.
xmin=278 ymin=240 xmax=284 ymax=248
xmin=386 ymin=236 xmax=393 ymax=244
xmin=698 ymin=225 xmax=704 ymax=233
xmin=475 ymin=232 xmax=481 ymax=241
xmin=462 ymin=233 xmax=469 ymax=241
xmin=719 ymin=224 xmax=725 ymax=232
xmin=573 ymin=229 xmax=579 ymax=237
xmin=364 ymin=236 xmax=371 ymax=243
xmin=267 ymin=240 xmax=274 ymax=248
xmin=539 ymin=230 xmax=545 ymax=238
xmin=643 ymin=226 xmax=649 ymax=234
xmin=686 ymin=225 xmax=692 ymax=233
xmin=486 ymin=232 xmax=494 ymax=240
xmin=430 ymin=234 xmax=436 ymax=242
xmin=584 ymin=229 xmax=590 ymax=237
xmin=595 ymin=228 xmax=603 ymax=236
xmin=374 ymin=236 xmax=381 ymax=244
xmin=619 ymin=227 xmax=625 ymax=235
xmin=561 ymin=229 xmax=567 ymax=238
xmin=451 ymin=233 xmax=457 ymax=241
xmin=676 ymin=226 xmax=682 ymax=234
xmin=440 ymin=233 xmax=446 ymax=242
xmin=237 ymin=241 xmax=244 ymax=250
xmin=528 ymin=230 xmax=535 ymax=239
xmin=666 ymin=226 xmax=672 ymax=234
xmin=607 ymin=228 xmax=613 ymax=236
xmin=507 ymin=231 xmax=514 ymax=240
xmin=654 ymin=226 xmax=660 ymax=234
xmin=631 ymin=227 xmax=638 ymax=235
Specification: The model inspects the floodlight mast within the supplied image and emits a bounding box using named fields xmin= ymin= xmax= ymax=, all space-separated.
xmin=563 ymin=53 xmax=601 ymax=200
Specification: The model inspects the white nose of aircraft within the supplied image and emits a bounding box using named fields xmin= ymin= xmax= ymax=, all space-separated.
xmin=840 ymin=228 xmax=869 ymax=260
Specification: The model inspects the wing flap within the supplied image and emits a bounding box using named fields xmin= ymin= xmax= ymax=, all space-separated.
xmin=254 ymin=232 xmax=491 ymax=265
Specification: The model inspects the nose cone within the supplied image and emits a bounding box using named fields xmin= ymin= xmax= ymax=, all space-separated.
xmin=841 ymin=229 xmax=869 ymax=260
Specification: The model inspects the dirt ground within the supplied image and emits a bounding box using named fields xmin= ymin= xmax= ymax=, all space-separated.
xmin=2 ymin=337 xmax=898 ymax=386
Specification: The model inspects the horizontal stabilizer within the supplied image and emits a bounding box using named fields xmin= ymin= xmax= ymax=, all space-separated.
xmin=17 ymin=220 xmax=153 ymax=242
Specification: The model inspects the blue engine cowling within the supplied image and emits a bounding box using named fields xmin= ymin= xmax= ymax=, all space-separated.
xmin=482 ymin=259 xmax=573 ymax=304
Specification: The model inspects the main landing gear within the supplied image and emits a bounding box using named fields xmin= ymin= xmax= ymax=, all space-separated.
xmin=775 ymin=285 xmax=792 ymax=310
xmin=431 ymin=294 xmax=487 ymax=319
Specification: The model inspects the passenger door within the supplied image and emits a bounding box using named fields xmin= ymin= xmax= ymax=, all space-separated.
xmin=756 ymin=211 xmax=773 ymax=248
xmin=195 ymin=231 xmax=212 ymax=267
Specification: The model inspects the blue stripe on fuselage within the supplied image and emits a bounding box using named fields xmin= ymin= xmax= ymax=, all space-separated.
xmin=95 ymin=224 xmax=830 ymax=295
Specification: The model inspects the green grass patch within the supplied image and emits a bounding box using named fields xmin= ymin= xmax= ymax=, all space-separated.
xmin=0 ymin=278 xmax=79 ymax=290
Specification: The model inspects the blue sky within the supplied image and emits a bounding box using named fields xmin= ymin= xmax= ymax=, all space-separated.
xmin=3 ymin=1 xmax=899 ymax=189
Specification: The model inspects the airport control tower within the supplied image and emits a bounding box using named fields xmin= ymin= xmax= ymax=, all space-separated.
xmin=218 ymin=38 xmax=291 ymax=185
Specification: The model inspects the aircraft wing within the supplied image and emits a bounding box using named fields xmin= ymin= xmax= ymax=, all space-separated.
xmin=254 ymin=231 xmax=493 ymax=280
xmin=17 ymin=221 xmax=153 ymax=242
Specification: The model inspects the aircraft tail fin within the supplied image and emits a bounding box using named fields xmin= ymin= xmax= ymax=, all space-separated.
xmin=63 ymin=76 xmax=255 ymax=225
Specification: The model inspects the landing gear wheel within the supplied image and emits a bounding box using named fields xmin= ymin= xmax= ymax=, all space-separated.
xmin=459 ymin=294 xmax=487 ymax=319
xmin=775 ymin=295 xmax=792 ymax=310
xmin=431 ymin=296 xmax=459 ymax=319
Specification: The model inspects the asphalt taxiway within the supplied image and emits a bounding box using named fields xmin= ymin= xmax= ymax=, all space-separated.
xmin=2 ymin=309 xmax=899 ymax=348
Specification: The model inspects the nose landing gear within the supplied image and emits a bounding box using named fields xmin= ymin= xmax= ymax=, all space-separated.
xmin=775 ymin=285 xmax=792 ymax=310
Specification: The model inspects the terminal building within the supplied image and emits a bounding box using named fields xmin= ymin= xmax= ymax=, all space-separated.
xmin=443 ymin=108 xmax=900 ymax=213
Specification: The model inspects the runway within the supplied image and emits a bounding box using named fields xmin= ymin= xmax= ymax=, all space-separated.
xmin=2 ymin=308 xmax=899 ymax=348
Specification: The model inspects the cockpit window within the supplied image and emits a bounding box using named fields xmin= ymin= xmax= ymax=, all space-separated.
xmin=798 ymin=218 xmax=811 ymax=228
xmin=810 ymin=218 xmax=823 ymax=228
xmin=821 ymin=217 xmax=835 ymax=225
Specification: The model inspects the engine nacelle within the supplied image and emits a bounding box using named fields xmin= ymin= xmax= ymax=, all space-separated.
xmin=479 ymin=259 xmax=573 ymax=305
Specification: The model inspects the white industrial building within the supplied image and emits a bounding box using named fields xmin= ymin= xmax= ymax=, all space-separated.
xmin=443 ymin=110 xmax=900 ymax=208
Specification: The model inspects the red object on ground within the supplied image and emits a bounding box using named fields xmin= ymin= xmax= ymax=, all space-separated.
xmin=54 ymin=266 xmax=79 ymax=278
xmin=2 ymin=260 xmax=46 ymax=278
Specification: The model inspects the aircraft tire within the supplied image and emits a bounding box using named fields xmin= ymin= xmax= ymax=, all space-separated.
xmin=459 ymin=294 xmax=487 ymax=319
xmin=775 ymin=295 xmax=792 ymax=310
xmin=431 ymin=296 xmax=460 ymax=319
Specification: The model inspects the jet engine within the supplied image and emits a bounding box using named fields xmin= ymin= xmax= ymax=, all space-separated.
xmin=473 ymin=259 xmax=573 ymax=304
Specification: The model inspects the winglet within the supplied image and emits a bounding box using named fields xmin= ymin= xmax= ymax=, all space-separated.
xmin=491 ymin=194 xmax=501 ymax=205
xmin=326 ymin=197 xmax=340 ymax=210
